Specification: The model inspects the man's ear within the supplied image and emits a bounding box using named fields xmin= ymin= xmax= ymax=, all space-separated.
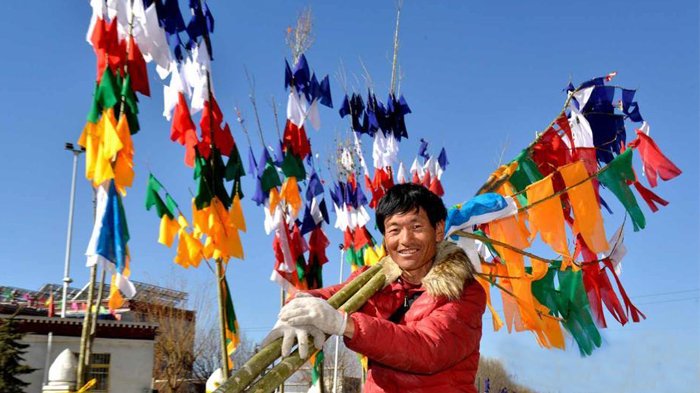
xmin=435 ymin=220 xmax=445 ymax=242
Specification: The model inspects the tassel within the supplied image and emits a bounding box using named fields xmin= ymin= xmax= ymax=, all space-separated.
xmin=632 ymin=180 xmax=669 ymax=213
xmin=602 ymin=258 xmax=646 ymax=323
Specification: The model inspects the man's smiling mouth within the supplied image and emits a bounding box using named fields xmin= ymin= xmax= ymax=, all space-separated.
xmin=398 ymin=248 xmax=419 ymax=256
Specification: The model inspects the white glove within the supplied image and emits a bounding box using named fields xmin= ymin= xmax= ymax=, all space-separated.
xmin=279 ymin=296 xmax=347 ymax=336
xmin=261 ymin=320 xmax=325 ymax=359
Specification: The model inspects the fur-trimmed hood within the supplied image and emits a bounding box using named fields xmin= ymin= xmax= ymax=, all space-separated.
xmin=382 ymin=241 xmax=476 ymax=300
xmin=423 ymin=241 xmax=476 ymax=299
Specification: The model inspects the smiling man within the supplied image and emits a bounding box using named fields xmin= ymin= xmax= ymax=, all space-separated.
xmin=268 ymin=183 xmax=486 ymax=392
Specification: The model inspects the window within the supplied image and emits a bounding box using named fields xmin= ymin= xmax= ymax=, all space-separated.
xmin=87 ymin=353 xmax=111 ymax=392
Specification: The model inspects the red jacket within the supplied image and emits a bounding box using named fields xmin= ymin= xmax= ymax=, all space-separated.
xmin=307 ymin=242 xmax=486 ymax=392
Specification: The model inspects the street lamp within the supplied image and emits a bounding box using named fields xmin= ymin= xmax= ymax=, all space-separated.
xmin=61 ymin=142 xmax=85 ymax=318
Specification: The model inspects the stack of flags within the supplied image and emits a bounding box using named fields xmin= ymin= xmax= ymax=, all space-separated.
xmin=330 ymin=167 xmax=383 ymax=272
xmin=129 ymin=0 xmax=244 ymax=364
xmin=406 ymin=139 xmax=449 ymax=197
xmin=339 ymin=90 xmax=411 ymax=208
xmin=258 ymin=54 xmax=332 ymax=294
xmin=80 ymin=0 xmax=157 ymax=311
xmin=445 ymin=73 xmax=681 ymax=355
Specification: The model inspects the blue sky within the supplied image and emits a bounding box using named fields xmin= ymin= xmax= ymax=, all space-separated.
xmin=0 ymin=1 xmax=698 ymax=391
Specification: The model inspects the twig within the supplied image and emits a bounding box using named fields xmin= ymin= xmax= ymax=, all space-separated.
xmin=269 ymin=96 xmax=282 ymax=141
xmin=244 ymin=67 xmax=267 ymax=147
xmin=389 ymin=0 xmax=403 ymax=95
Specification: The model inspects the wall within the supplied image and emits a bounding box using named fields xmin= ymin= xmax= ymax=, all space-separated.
xmin=21 ymin=334 xmax=155 ymax=393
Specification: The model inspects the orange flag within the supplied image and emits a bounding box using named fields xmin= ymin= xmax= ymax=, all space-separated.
xmin=477 ymin=263 xmax=504 ymax=332
xmin=113 ymin=116 xmax=135 ymax=194
xmin=280 ymin=177 xmax=302 ymax=217
xmin=158 ymin=215 xmax=180 ymax=247
xmin=525 ymin=174 xmax=571 ymax=263
xmin=559 ymin=161 xmax=609 ymax=253
xmin=229 ymin=195 xmax=247 ymax=232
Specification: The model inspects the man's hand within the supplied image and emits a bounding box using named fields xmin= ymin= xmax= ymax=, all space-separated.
xmin=279 ymin=296 xmax=347 ymax=336
xmin=261 ymin=320 xmax=325 ymax=359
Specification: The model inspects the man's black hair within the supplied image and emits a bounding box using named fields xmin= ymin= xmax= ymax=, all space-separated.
xmin=375 ymin=183 xmax=447 ymax=234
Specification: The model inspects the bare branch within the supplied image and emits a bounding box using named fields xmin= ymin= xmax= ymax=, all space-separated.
xmin=286 ymin=7 xmax=315 ymax=64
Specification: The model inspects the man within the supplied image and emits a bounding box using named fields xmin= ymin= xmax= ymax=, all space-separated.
xmin=266 ymin=183 xmax=486 ymax=392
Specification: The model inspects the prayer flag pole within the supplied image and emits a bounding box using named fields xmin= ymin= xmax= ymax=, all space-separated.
xmin=76 ymin=264 xmax=97 ymax=388
xmin=216 ymin=258 xmax=231 ymax=378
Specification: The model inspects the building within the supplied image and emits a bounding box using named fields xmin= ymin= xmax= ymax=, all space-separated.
xmin=1 ymin=281 xmax=195 ymax=393
xmin=2 ymin=312 xmax=157 ymax=393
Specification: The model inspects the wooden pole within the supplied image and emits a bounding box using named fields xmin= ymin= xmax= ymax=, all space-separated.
xmin=76 ymin=264 xmax=97 ymax=387
xmin=87 ymin=268 xmax=107 ymax=363
xmin=216 ymin=259 xmax=231 ymax=379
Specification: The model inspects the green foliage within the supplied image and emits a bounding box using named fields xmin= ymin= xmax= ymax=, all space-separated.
xmin=0 ymin=318 xmax=36 ymax=393
xmin=476 ymin=357 xmax=537 ymax=393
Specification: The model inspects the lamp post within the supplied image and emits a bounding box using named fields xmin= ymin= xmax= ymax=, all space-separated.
xmin=62 ymin=142 xmax=84 ymax=318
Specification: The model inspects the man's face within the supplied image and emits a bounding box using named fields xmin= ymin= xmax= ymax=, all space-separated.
xmin=383 ymin=207 xmax=444 ymax=281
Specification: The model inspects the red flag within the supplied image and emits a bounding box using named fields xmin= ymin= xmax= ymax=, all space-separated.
xmin=171 ymin=93 xmax=195 ymax=145
xmin=429 ymin=177 xmax=445 ymax=197
xmin=555 ymin=114 xmax=574 ymax=153
xmin=531 ymin=128 xmax=573 ymax=176
xmin=214 ymin=123 xmax=234 ymax=156
xmin=283 ymin=120 xmax=311 ymax=159
xmin=629 ymin=130 xmax=682 ymax=187
xmin=184 ymin=129 xmax=199 ymax=167
xmin=127 ymin=36 xmax=150 ymax=96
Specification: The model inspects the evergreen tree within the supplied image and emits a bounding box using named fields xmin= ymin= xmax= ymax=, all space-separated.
xmin=0 ymin=317 xmax=36 ymax=393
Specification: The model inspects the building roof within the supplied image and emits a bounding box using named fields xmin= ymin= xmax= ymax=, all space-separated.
xmin=1 ymin=280 xmax=188 ymax=308
xmin=0 ymin=313 xmax=158 ymax=340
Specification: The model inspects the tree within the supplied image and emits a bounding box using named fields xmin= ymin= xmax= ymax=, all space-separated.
xmin=191 ymin=327 xmax=257 ymax=384
xmin=476 ymin=357 xmax=537 ymax=393
xmin=133 ymin=298 xmax=197 ymax=393
xmin=130 ymin=277 xmax=204 ymax=393
xmin=0 ymin=317 xmax=36 ymax=393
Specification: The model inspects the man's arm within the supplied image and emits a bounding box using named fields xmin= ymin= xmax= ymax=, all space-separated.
xmin=344 ymin=280 xmax=485 ymax=374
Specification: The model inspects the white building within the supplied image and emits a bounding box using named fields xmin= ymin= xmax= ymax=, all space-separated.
xmin=4 ymin=314 xmax=157 ymax=393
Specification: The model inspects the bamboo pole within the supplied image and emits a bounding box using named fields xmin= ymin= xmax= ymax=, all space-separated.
xmin=331 ymin=249 xmax=345 ymax=393
xmin=244 ymin=267 xmax=393 ymax=393
xmin=215 ymin=263 xmax=385 ymax=393
xmin=278 ymin=287 xmax=285 ymax=393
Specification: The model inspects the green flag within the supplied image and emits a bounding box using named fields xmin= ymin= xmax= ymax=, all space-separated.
xmin=598 ymin=150 xmax=646 ymax=231
xmin=87 ymin=68 xmax=119 ymax=123
xmin=145 ymin=175 xmax=174 ymax=218
xmin=281 ymin=153 xmax=306 ymax=179
xmin=531 ymin=264 xmax=602 ymax=356
xmin=225 ymin=143 xmax=246 ymax=182
xmin=221 ymin=276 xmax=240 ymax=370
xmin=260 ymin=162 xmax=282 ymax=192
xmin=509 ymin=150 xmax=544 ymax=206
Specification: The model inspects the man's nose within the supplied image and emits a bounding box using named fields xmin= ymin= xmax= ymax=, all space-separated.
xmin=399 ymin=227 xmax=414 ymax=243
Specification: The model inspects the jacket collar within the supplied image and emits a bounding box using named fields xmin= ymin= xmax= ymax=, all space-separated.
xmin=384 ymin=241 xmax=476 ymax=300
